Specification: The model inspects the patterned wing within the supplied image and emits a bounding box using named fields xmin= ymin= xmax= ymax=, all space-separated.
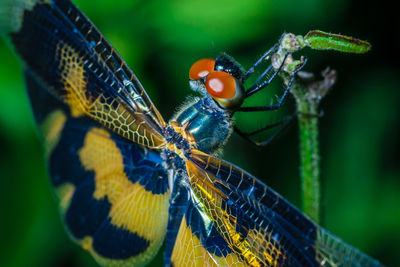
xmin=165 ymin=149 xmax=384 ymax=267
xmin=24 ymin=69 xmax=170 ymax=266
xmin=0 ymin=0 xmax=166 ymax=149
xmin=164 ymin=180 xmax=248 ymax=267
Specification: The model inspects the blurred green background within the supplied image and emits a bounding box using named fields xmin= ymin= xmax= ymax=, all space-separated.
xmin=0 ymin=0 xmax=399 ymax=266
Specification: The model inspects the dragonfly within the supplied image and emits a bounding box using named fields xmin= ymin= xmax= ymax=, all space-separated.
xmin=0 ymin=0 xmax=383 ymax=266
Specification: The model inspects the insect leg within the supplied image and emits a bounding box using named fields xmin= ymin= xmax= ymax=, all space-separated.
xmin=237 ymin=58 xmax=307 ymax=112
xmin=243 ymin=33 xmax=285 ymax=81
xmin=245 ymin=53 xmax=289 ymax=97
xmin=234 ymin=112 xmax=298 ymax=147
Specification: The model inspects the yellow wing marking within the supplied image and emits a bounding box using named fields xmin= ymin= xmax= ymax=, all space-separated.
xmin=39 ymin=109 xmax=75 ymax=214
xmin=39 ymin=109 xmax=67 ymax=156
xmin=80 ymin=236 xmax=164 ymax=267
xmin=57 ymin=43 xmax=87 ymax=117
xmin=55 ymin=183 xmax=75 ymax=214
xmin=78 ymin=127 xmax=170 ymax=262
xmin=171 ymin=216 xmax=245 ymax=267
xmin=186 ymin=160 xmax=284 ymax=266
xmin=56 ymin=43 xmax=167 ymax=149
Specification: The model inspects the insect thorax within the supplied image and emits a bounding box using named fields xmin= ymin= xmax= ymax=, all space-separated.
xmin=170 ymin=96 xmax=233 ymax=155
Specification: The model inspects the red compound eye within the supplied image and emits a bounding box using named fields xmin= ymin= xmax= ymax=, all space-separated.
xmin=205 ymin=71 xmax=236 ymax=99
xmin=189 ymin=58 xmax=215 ymax=80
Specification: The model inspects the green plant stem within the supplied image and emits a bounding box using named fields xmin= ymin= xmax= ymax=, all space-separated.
xmin=296 ymin=95 xmax=320 ymax=223
xmin=277 ymin=32 xmax=343 ymax=224
xmin=288 ymin=79 xmax=321 ymax=224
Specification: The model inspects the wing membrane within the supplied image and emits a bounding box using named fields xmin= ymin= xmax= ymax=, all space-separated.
xmin=176 ymin=149 xmax=384 ymax=267
xmin=165 ymin=178 xmax=249 ymax=267
xmin=25 ymin=69 xmax=170 ymax=266
xmin=2 ymin=0 xmax=166 ymax=149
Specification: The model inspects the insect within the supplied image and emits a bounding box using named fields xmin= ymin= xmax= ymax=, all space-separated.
xmin=0 ymin=0 xmax=383 ymax=266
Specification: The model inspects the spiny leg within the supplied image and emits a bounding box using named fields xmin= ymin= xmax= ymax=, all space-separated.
xmin=238 ymin=58 xmax=308 ymax=112
xmin=234 ymin=112 xmax=298 ymax=147
xmin=234 ymin=110 xmax=324 ymax=146
xmin=234 ymin=34 xmax=307 ymax=145
xmin=245 ymin=53 xmax=290 ymax=97
xmin=243 ymin=33 xmax=286 ymax=82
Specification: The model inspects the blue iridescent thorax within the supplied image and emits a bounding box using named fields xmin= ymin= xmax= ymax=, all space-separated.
xmin=167 ymin=53 xmax=247 ymax=155
xmin=171 ymin=96 xmax=233 ymax=155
